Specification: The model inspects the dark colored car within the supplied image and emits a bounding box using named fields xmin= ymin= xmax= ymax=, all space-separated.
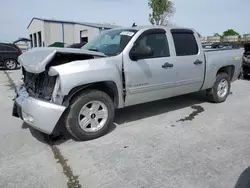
xmin=242 ymin=43 xmax=250 ymax=78
xmin=68 ymin=42 xmax=87 ymax=48
xmin=0 ymin=43 xmax=22 ymax=70
xmin=211 ymin=42 xmax=233 ymax=49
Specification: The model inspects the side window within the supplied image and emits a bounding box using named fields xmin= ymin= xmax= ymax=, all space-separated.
xmin=0 ymin=45 xmax=17 ymax=52
xmin=133 ymin=33 xmax=170 ymax=58
xmin=5 ymin=46 xmax=17 ymax=52
xmin=172 ymin=32 xmax=198 ymax=56
xmin=0 ymin=44 xmax=4 ymax=51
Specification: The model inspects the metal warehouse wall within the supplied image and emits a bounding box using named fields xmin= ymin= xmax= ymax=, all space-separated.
xmin=28 ymin=19 xmax=111 ymax=47
xmin=28 ymin=19 xmax=45 ymax=47
xmin=44 ymin=22 xmax=63 ymax=46
xmin=74 ymin=25 xmax=100 ymax=43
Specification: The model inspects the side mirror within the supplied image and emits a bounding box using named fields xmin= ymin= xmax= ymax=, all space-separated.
xmin=130 ymin=45 xmax=153 ymax=61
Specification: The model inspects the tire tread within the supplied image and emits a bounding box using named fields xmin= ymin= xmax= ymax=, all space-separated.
xmin=65 ymin=89 xmax=115 ymax=141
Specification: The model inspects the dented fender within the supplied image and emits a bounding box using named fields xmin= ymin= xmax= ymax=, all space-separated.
xmin=48 ymin=55 xmax=125 ymax=108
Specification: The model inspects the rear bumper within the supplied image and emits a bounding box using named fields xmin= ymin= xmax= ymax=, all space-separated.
xmin=12 ymin=85 xmax=66 ymax=134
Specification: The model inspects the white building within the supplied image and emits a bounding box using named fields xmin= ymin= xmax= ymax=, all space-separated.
xmin=27 ymin=17 xmax=119 ymax=48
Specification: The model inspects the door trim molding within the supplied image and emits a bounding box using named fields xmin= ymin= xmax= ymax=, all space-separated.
xmin=128 ymin=82 xmax=175 ymax=94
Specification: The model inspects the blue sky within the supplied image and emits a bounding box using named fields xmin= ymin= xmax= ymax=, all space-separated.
xmin=0 ymin=0 xmax=249 ymax=42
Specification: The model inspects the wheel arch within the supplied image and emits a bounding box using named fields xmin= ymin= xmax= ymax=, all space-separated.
xmin=4 ymin=58 xmax=18 ymax=68
xmin=217 ymin=65 xmax=235 ymax=81
xmin=63 ymin=81 xmax=119 ymax=108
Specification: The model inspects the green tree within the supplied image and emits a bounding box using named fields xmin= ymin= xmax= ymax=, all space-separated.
xmin=148 ymin=0 xmax=175 ymax=25
xmin=223 ymin=29 xmax=240 ymax=36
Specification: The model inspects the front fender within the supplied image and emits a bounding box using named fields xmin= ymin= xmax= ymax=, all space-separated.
xmin=49 ymin=56 xmax=124 ymax=108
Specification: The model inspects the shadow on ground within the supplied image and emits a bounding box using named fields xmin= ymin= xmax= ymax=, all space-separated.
xmin=0 ymin=67 xmax=21 ymax=71
xmin=115 ymin=91 xmax=207 ymax=125
xmin=22 ymin=122 xmax=70 ymax=145
xmin=23 ymin=91 xmax=208 ymax=144
xmin=22 ymin=121 xmax=117 ymax=145
xmin=234 ymin=166 xmax=250 ymax=188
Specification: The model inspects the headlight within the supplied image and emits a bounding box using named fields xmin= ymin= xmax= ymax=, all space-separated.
xmin=48 ymin=67 xmax=59 ymax=76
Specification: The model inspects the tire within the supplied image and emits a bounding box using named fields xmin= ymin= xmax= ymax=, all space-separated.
xmin=243 ymin=73 xmax=249 ymax=79
xmin=206 ymin=72 xmax=231 ymax=103
xmin=4 ymin=59 xmax=17 ymax=70
xmin=65 ymin=90 xmax=115 ymax=141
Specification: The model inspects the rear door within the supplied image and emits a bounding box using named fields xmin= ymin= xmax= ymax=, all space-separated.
xmin=170 ymin=29 xmax=205 ymax=96
xmin=0 ymin=44 xmax=19 ymax=63
xmin=0 ymin=44 xmax=6 ymax=64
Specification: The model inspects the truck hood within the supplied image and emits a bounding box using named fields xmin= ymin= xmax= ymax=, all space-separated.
xmin=18 ymin=47 xmax=106 ymax=74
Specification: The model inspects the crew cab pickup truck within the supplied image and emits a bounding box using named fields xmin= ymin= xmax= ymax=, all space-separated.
xmin=12 ymin=26 xmax=242 ymax=141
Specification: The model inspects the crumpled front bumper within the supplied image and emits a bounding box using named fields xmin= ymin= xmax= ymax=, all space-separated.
xmin=12 ymin=85 xmax=66 ymax=134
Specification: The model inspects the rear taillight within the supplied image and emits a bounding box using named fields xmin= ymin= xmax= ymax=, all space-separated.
xmin=242 ymin=56 xmax=245 ymax=65
xmin=15 ymin=45 xmax=22 ymax=54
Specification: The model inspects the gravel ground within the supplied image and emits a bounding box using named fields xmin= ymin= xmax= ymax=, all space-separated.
xmin=0 ymin=69 xmax=250 ymax=188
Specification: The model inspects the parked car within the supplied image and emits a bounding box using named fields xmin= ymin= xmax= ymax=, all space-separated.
xmin=0 ymin=43 xmax=22 ymax=70
xmin=210 ymin=42 xmax=233 ymax=49
xmin=67 ymin=42 xmax=87 ymax=48
xmin=202 ymin=44 xmax=212 ymax=49
xmin=13 ymin=26 xmax=242 ymax=141
xmin=242 ymin=43 xmax=250 ymax=78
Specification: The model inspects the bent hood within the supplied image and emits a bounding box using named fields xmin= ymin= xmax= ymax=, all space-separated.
xmin=18 ymin=47 xmax=106 ymax=74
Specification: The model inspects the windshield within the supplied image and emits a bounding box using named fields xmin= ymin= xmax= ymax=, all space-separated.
xmin=82 ymin=29 xmax=137 ymax=56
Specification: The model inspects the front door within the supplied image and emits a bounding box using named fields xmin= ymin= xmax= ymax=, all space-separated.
xmin=123 ymin=28 xmax=176 ymax=106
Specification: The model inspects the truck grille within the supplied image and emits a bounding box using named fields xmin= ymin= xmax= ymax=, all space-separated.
xmin=22 ymin=68 xmax=57 ymax=101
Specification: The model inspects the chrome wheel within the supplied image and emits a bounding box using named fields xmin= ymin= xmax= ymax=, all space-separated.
xmin=78 ymin=100 xmax=108 ymax=132
xmin=5 ymin=60 xmax=16 ymax=70
xmin=217 ymin=79 xmax=229 ymax=98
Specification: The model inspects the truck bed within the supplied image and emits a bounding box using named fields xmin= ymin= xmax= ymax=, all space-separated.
xmin=201 ymin=48 xmax=243 ymax=90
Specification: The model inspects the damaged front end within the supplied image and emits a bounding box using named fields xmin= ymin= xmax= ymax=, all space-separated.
xmin=22 ymin=68 xmax=57 ymax=101
xmin=19 ymin=48 xmax=106 ymax=102
xmin=12 ymin=47 xmax=106 ymax=134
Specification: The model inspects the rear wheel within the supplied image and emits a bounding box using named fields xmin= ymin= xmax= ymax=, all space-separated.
xmin=206 ymin=72 xmax=231 ymax=103
xmin=4 ymin=59 xmax=17 ymax=70
xmin=65 ymin=90 xmax=115 ymax=141
xmin=243 ymin=73 xmax=249 ymax=79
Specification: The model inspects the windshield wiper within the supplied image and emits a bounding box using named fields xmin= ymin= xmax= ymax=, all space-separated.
xmin=87 ymin=48 xmax=99 ymax=52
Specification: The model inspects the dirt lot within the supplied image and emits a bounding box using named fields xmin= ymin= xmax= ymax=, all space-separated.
xmin=1 ymin=69 xmax=250 ymax=188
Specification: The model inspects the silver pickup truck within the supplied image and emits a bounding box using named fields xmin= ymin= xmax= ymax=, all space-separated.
xmin=13 ymin=25 xmax=242 ymax=140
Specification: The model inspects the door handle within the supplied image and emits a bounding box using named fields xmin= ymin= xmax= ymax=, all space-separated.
xmin=194 ymin=60 xmax=203 ymax=65
xmin=162 ymin=62 xmax=173 ymax=68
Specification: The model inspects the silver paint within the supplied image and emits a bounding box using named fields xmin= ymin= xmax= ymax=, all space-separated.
xmin=15 ymin=85 xmax=66 ymax=134
xmin=18 ymin=47 xmax=106 ymax=74
xmin=78 ymin=100 xmax=108 ymax=132
xmin=16 ymin=25 xmax=243 ymax=135
xmin=217 ymin=79 xmax=229 ymax=98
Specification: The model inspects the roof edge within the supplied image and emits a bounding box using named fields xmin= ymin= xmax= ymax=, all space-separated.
xmin=27 ymin=17 xmax=118 ymax=29
xmin=27 ymin=17 xmax=44 ymax=29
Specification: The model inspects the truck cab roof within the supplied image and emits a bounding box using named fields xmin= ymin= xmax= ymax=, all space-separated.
xmin=110 ymin=25 xmax=196 ymax=33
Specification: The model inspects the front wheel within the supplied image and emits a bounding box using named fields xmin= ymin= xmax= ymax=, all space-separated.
xmin=206 ymin=72 xmax=231 ymax=103
xmin=65 ymin=90 xmax=115 ymax=141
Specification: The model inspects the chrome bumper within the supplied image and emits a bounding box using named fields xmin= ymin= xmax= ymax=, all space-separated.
xmin=13 ymin=85 xmax=66 ymax=134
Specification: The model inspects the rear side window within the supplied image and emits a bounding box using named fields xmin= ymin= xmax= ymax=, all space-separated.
xmin=6 ymin=45 xmax=17 ymax=52
xmin=0 ymin=44 xmax=4 ymax=51
xmin=172 ymin=32 xmax=198 ymax=56
xmin=0 ymin=44 xmax=17 ymax=52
